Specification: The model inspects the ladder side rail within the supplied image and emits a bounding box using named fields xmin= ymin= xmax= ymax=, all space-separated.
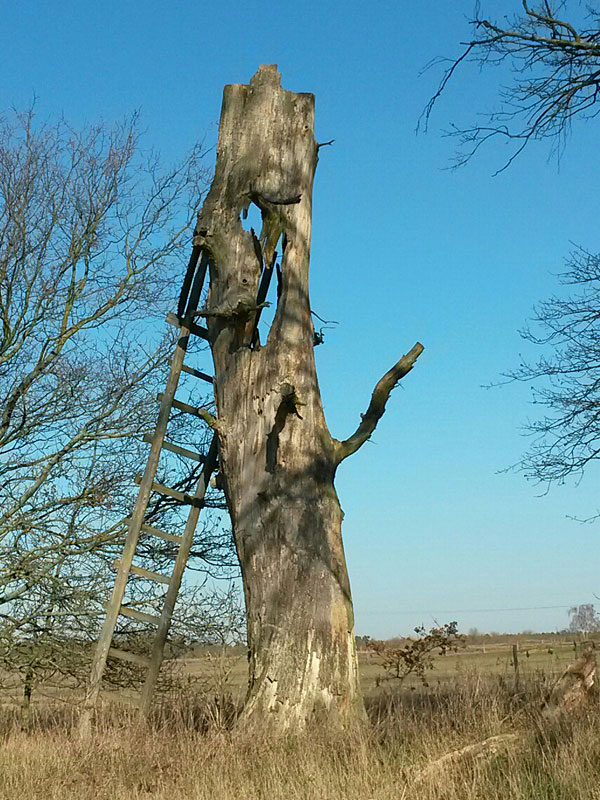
xmin=83 ymin=322 xmax=193 ymax=718
xmin=177 ymin=245 xmax=202 ymax=318
xmin=139 ymin=431 xmax=219 ymax=714
xmin=184 ymin=249 xmax=210 ymax=320
xmin=255 ymin=255 xmax=276 ymax=308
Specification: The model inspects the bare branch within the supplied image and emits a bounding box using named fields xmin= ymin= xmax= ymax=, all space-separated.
xmin=424 ymin=2 xmax=600 ymax=167
xmin=502 ymin=244 xmax=600 ymax=485
xmin=335 ymin=342 xmax=424 ymax=463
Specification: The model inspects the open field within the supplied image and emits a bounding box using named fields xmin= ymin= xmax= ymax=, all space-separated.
xmin=178 ymin=635 xmax=591 ymax=702
xmin=1 ymin=636 xmax=598 ymax=799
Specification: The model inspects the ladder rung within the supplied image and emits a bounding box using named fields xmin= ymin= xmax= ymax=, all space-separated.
xmin=108 ymin=647 xmax=151 ymax=667
xmin=113 ymin=558 xmax=171 ymax=585
xmin=156 ymin=392 xmax=204 ymax=419
xmin=120 ymin=606 xmax=162 ymax=625
xmin=124 ymin=516 xmax=183 ymax=544
xmin=130 ymin=564 xmax=171 ymax=584
xmin=143 ymin=433 xmax=205 ymax=463
xmin=134 ymin=474 xmax=203 ymax=508
xmin=166 ymin=311 xmax=209 ymax=340
xmin=140 ymin=522 xmax=184 ymax=544
xmin=181 ymin=364 xmax=214 ymax=383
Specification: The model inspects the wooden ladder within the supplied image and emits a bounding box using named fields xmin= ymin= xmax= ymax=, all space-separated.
xmin=82 ymin=247 xmax=219 ymax=721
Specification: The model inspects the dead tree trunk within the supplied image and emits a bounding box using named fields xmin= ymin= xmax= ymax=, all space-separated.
xmin=194 ymin=65 xmax=422 ymax=729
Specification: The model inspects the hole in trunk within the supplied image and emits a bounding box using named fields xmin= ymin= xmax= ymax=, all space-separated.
xmin=240 ymin=202 xmax=262 ymax=235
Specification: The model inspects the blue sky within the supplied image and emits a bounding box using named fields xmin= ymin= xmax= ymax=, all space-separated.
xmin=3 ymin=0 xmax=599 ymax=636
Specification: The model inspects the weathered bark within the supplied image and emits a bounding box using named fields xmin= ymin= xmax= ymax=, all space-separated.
xmin=542 ymin=650 xmax=597 ymax=717
xmin=194 ymin=65 xmax=422 ymax=729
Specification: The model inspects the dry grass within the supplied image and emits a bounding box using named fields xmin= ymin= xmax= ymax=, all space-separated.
xmin=1 ymin=673 xmax=600 ymax=799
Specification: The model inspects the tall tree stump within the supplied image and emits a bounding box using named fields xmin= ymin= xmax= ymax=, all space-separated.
xmin=194 ymin=65 xmax=421 ymax=729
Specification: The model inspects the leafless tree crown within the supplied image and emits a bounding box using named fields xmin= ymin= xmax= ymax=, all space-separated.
xmin=0 ymin=108 xmax=239 ymax=699
xmin=424 ymin=2 xmax=600 ymax=170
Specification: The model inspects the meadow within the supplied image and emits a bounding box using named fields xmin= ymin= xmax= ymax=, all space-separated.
xmin=0 ymin=634 xmax=598 ymax=799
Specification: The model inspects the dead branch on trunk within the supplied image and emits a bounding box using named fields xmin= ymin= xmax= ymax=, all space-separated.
xmin=335 ymin=342 xmax=424 ymax=462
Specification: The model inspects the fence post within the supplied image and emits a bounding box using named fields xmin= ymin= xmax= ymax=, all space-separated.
xmin=512 ymin=643 xmax=520 ymax=692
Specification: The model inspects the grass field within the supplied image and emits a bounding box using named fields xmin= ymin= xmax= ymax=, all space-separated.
xmin=180 ymin=635 xmax=586 ymax=700
xmin=0 ymin=636 xmax=598 ymax=799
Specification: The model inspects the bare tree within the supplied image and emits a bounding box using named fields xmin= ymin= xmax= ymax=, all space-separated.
xmin=191 ymin=65 xmax=423 ymax=729
xmin=568 ymin=603 xmax=600 ymax=635
xmin=424 ymin=1 xmax=600 ymax=171
xmin=0 ymin=107 xmax=238 ymax=706
xmin=506 ymin=246 xmax=600 ymax=488
xmin=423 ymin=3 xmax=600 ymax=493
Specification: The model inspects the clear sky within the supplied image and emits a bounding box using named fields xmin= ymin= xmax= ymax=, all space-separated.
xmin=3 ymin=0 xmax=598 ymax=637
